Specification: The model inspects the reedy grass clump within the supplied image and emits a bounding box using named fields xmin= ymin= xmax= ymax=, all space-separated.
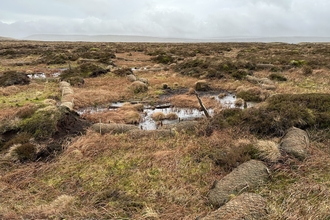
xmin=210 ymin=93 xmax=330 ymax=137
xmin=151 ymin=54 xmax=174 ymax=64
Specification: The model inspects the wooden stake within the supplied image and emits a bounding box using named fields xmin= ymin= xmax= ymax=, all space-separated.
xmin=194 ymin=91 xmax=210 ymax=118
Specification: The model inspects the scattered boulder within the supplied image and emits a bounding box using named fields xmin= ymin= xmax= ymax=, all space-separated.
xmin=202 ymin=193 xmax=268 ymax=220
xmin=208 ymin=160 xmax=269 ymax=207
xmin=279 ymin=127 xmax=309 ymax=160
xmin=194 ymin=80 xmax=211 ymax=91
xmin=0 ymin=71 xmax=30 ymax=87
xmin=91 ymin=123 xmax=139 ymax=134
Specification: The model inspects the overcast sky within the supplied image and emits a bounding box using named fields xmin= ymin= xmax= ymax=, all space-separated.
xmin=0 ymin=0 xmax=329 ymax=39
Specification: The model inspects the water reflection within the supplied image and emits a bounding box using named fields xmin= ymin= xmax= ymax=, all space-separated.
xmin=77 ymin=92 xmax=254 ymax=130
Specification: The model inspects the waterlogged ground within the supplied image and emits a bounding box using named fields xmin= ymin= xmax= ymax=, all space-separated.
xmin=1 ymin=40 xmax=330 ymax=219
xmin=77 ymin=91 xmax=255 ymax=130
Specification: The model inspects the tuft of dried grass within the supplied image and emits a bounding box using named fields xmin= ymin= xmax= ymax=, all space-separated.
xmin=187 ymin=87 xmax=195 ymax=95
xmin=234 ymin=98 xmax=244 ymax=107
xmin=169 ymin=94 xmax=199 ymax=108
xmin=0 ymin=85 xmax=22 ymax=96
xmin=124 ymin=110 xmax=141 ymax=124
xmin=254 ymin=140 xmax=281 ymax=163
xmin=130 ymin=81 xmax=148 ymax=93
xmin=0 ymin=107 xmax=20 ymax=121
xmin=151 ymin=112 xmax=166 ymax=121
xmin=28 ymin=195 xmax=75 ymax=218
xmin=165 ymin=112 xmax=178 ymax=120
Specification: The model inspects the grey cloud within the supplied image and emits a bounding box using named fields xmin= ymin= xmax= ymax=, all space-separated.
xmin=1 ymin=0 xmax=330 ymax=39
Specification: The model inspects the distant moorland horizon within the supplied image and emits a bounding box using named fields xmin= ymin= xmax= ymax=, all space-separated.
xmin=2 ymin=34 xmax=330 ymax=44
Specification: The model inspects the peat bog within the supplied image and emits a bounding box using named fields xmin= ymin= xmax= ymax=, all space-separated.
xmin=1 ymin=40 xmax=330 ymax=219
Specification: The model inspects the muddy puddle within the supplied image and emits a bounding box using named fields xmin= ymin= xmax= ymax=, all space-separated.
xmin=27 ymin=73 xmax=46 ymax=79
xmin=77 ymin=92 xmax=254 ymax=130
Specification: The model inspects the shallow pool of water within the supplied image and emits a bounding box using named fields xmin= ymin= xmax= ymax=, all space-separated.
xmin=77 ymin=92 xmax=254 ymax=130
xmin=140 ymin=107 xmax=213 ymax=130
xmin=27 ymin=73 xmax=46 ymax=79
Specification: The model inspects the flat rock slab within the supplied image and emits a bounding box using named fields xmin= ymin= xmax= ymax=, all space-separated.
xmin=208 ymin=160 xmax=269 ymax=207
xmin=202 ymin=193 xmax=268 ymax=220
xmin=279 ymin=127 xmax=309 ymax=160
